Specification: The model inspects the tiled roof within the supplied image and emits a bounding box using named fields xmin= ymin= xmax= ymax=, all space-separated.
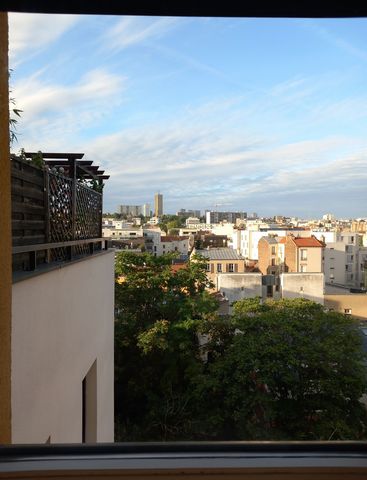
xmin=171 ymin=263 xmax=187 ymax=273
xmin=292 ymin=236 xmax=324 ymax=247
xmin=260 ymin=236 xmax=278 ymax=244
xmin=195 ymin=248 xmax=244 ymax=260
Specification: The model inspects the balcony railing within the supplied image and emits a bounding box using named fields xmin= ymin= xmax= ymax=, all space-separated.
xmin=11 ymin=152 xmax=110 ymax=279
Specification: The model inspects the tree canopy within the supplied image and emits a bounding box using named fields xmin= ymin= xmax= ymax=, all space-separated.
xmin=114 ymin=255 xmax=367 ymax=441
xmin=196 ymin=297 xmax=367 ymax=440
xmin=114 ymin=251 xmax=218 ymax=440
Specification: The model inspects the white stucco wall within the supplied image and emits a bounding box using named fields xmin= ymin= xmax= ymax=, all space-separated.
xmin=217 ymin=273 xmax=263 ymax=310
xmin=281 ymin=273 xmax=324 ymax=305
xmin=11 ymin=251 xmax=115 ymax=444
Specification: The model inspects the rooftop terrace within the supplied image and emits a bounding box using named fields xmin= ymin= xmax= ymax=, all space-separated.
xmin=11 ymin=152 xmax=110 ymax=281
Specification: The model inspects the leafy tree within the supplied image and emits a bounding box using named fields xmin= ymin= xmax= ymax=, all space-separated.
xmin=114 ymin=251 xmax=218 ymax=440
xmin=196 ymin=298 xmax=367 ymax=440
xmin=9 ymin=70 xmax=22 ymax=147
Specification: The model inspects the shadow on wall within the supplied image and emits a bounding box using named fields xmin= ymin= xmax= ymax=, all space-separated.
xmin=218 ymin=274 xmax=263 ymax=312
xmin=281 ymin=273 xmax=325 ymax=306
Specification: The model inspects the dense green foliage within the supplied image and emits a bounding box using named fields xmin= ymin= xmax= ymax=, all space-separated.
xmin=114 ymin=254 xmax=367 ymax=441
xmin=196 ymin=298 xmax=367 ymax=440
xmin=114 ymin=252 xmax=218 ymax=440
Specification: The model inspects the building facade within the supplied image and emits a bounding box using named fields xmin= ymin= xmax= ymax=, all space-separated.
xmin=7 ymin=153 xmax=114 ymax=444
xmin=154 ymin=193 xmax=163 ymax=217
xmin=205 ymin=210 xmax=246 ymax=224
xmin=323 ymin=232 xmax=367 ymax=289
xmin=192 ymin=247 xmax=246 ymax=288
xmin=284 ymin=235 xmax=324 ymax=273
xmin=258 ymin=236 xmax=286 ymax=275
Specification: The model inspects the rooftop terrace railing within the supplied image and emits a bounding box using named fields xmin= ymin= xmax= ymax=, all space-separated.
xmin=11 ymin=152 xmax=110 ymax=279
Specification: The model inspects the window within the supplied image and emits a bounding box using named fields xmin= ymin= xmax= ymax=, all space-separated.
xmin=344 ymin=308 xmax=352 ymax=315
xmin=217 ymin=263 xmax=222 ymax=273
xmin=6 ymin=4 xmax=367 ymax=450
xmin=271 ymin=258 xmax=276 ymax=266
xmin=82 ymin=360 xmax=97 ymax=443
xmin=300 ymin=249 xmax=307 ymax=261
xmin=300 ymin=265 xmax=307 ymax=273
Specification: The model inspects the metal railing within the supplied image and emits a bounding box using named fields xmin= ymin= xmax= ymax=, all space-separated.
xmin=11 ymin=156 xmax=105 ymax=276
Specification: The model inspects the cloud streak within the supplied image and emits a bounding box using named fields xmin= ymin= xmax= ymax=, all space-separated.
xmin=12 ymin=68 xmax=127 ymax=150
xmin=9 ymin=13 xmax=79 ymax=66
xmin=103 ymin=16 xmax=178 ymax=52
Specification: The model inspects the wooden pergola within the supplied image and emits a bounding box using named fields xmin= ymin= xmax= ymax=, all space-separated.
xmin=23 ymin=152 xmax=110 ymax=183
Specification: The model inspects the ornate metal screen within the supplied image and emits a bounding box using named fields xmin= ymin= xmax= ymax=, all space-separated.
xmin=49 ymin=172 xmax=73 ymax=261
xmin=48 ymin=172 xmax=102 ymax=260
xmin=75 ymin=183 xmax=102 ymax=256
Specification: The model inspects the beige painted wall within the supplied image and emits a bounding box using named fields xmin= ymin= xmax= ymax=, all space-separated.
xmin=207 ymin=259 xmax=245 ymax=288
xmin=324 ymin=294 xmax=367 ymax=320
xmin=11 ymin=251 xmax=115 ymax=444
xmin=297 ymin=247 xmax=323 ymax=273
xmin=217 ymin=273 xmax=263 ymax=310
xmin=281 ymin=273 xmax=324 ymax=305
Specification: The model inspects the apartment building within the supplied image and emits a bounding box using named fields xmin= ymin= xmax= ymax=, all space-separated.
xmin=323 ymin=232 xmax=367 ymax=289
xmin=144 ymin=230 xmax=189 ymax=257
xmin=194 ymin=232 xmax=228 ymax=249
xmin=177 ymin=208 xmax=201 ymax=218
xmin=192 ymin=247 xmax=245 ymax=288
xmin=116 ymin=203 xmax=150 ymax=217
xmin=6 ymin=153 xmax=114 ymax=444
xmin=159 ymin=236 xmax=189 ymax=257
xmin=154 ymin=193 xmax=163 ymax=217
xmin=117 ymin=204 xmax=141 ymax=216
xmin=186 ymin=216 xmax=201 ymax=226
xmin=233 ymin=227 xmax=310 ymax=261
xmin=258 ymin=236 xmax=285 ymax=275
xmin=102 ymin=226 xmax=143 ymax=239
xmin=284 ymin=235 xmax=324 ymax=273
xmin=205 ymin=210 xmax=246 ymax=224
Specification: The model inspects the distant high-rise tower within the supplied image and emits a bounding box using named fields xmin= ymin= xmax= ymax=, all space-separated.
xmin=154 ymin=193 xmax=163 ymax=217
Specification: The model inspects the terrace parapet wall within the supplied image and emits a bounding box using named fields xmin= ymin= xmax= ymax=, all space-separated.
xmin=11 ymin=153 xmax=109 ymax=279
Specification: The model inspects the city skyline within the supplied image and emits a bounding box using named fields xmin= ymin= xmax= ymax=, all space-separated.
xmin=9 ymin=13 xmax=367 ymax=217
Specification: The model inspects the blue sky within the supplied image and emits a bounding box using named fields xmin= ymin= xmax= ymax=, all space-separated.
xmin=9 ymin=13 xmax=367 ymax=218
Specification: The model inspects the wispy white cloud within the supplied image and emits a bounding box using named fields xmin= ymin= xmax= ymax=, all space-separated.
xmin=298 ymin=20 xmax=367 ymax=63
xmin=103 ymin=16 xmax=178 ymax=52
xmin=12 ymin=68 xmax=126 ymax=150
xmin=79 ymin=98 xmax=367 ymax=215
xmin=14 ymin=72 xmax=367 ymax=216
xmin=9 ymin=13 xmax=79 ymax=66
